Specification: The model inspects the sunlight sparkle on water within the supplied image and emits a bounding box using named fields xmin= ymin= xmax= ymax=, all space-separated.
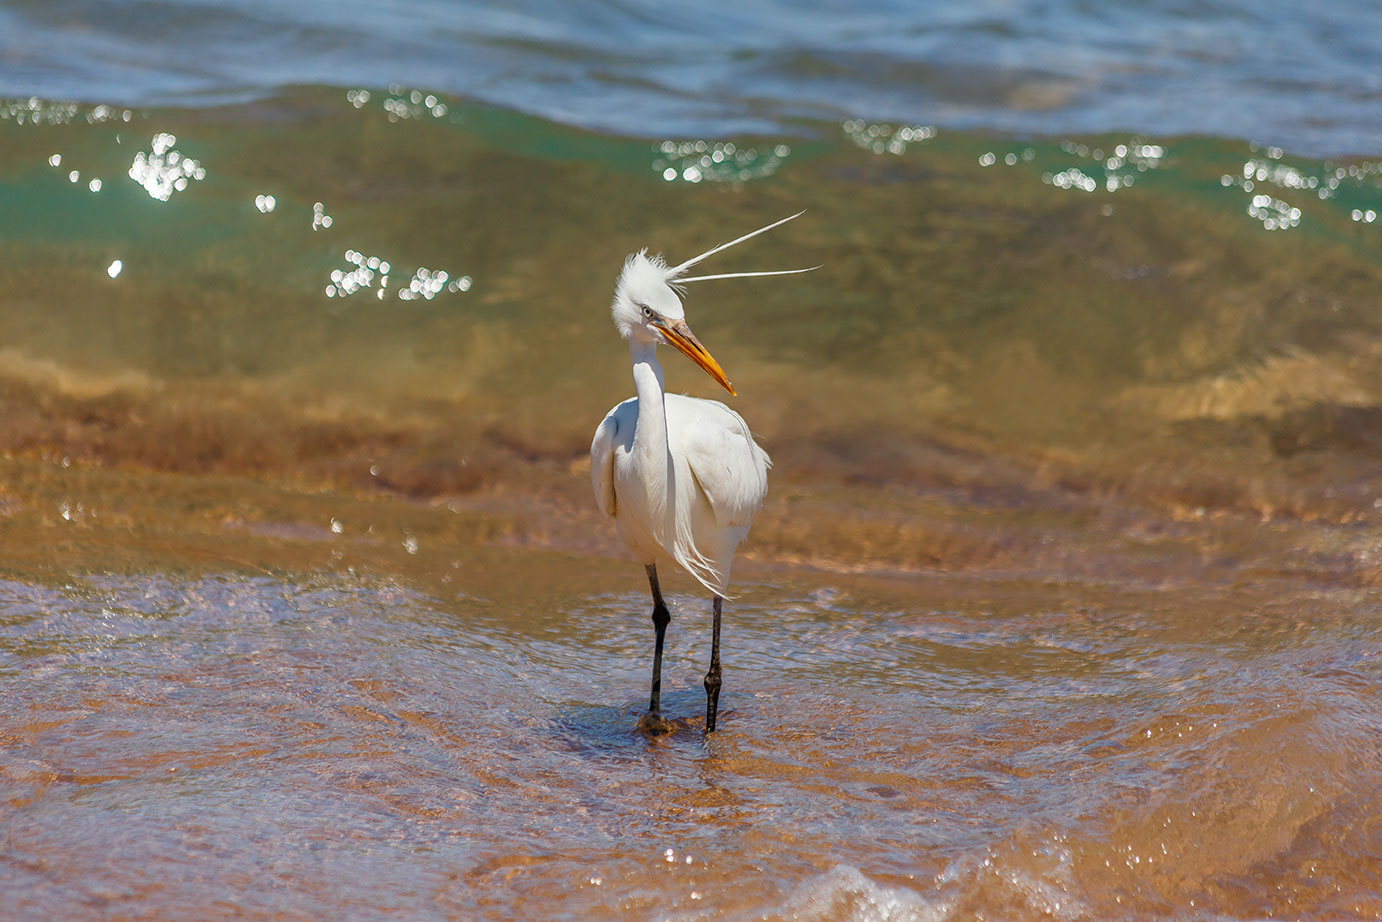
xmin=1 ymin=97 xmax=78 ymax=125
xmin=254 ymin=194 xmax=277 ymax=213
xmin=348 ymin=86 xmax=452 ymax=121
xmin=326 ymin=249 xmax=471 ymax=302
xmin=1038 ymin=138 xmax=1164 ymax=193
xmin=2 ymin=97 xmax=133 ymax=128
xmin=128 ymin=133 xmax=205 ymax=202
xmin=842 ymin=119 xmax=936 ymax=156
xmin=653 ymin=139 xmax=789 ymax=184
xmin=398 ymin=268 xmax=471 ymax=301
xmin=1214 ymin=144 xmax=1382 ymax=231
xmin=326 ymin=250 xmax=387 ymax=300
xmin=384 ymin=85 xmax=450 ymax=121
xmin=980 ymin=148 xmax=1036 ymax=167
xmin=1247 ymin=194 xmax=1301 ymax=231
xmin=312 ymin=202 xmax=334 ymax=230
xmin=106 ymin=260 xmax=123 ymax=279
xmin=85 ymin=104 xmax=132 ymax=124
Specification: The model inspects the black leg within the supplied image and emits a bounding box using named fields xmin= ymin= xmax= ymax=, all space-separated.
xmin=704 ymin=595 xmax=723 ymax=732
xmin=638 ymin=564 xmax=673 ymax=735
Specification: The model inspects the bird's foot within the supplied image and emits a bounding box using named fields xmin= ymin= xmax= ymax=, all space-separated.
xmin=637 ymin=711 xmax=674 ymax=736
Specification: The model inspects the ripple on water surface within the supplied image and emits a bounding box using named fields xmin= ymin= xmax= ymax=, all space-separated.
xmin=2 ymin=570 xmax=1380 ymax=919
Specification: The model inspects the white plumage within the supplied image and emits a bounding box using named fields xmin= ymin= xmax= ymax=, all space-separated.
xmin=588 ymin=214 xmax=812 ymax=734
xmin=591 ymin=392 xmax=770 ymax=597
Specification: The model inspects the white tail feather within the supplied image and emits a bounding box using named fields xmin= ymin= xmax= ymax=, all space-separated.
xmin=673 ymin=539 xmax=730 ymax=598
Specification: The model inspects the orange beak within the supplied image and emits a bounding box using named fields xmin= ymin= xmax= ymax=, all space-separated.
xmin=652 ymin=318 xmax=736 ymax=396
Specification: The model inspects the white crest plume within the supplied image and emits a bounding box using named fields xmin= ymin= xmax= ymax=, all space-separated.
xmin=666 ymin=210 xmax=819 ymax=284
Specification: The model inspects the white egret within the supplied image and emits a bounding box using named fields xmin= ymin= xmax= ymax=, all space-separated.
xmin=590 ymin=212 xmax=815 ymax=734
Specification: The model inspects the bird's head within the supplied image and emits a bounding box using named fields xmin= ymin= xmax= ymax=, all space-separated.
xmin=609 ymin=212 xmax=817 ymax=398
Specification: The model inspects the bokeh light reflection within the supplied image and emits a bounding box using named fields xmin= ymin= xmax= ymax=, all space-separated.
xmin=325 ymin=249 xmax=386 ymax=300
xmin=1039 ymin=138 xmax=1165 ymax=194
xmin=1217 ymin=144 xmax=1382 ymax=232
xmin=842 ymin=119 xmax=936 ymax=156
xmin=325 ymin=250 xmax=471 ymax=303
xmin=1 ymin=96 xmax=78 ymax=125
xmin=397 ymin=268 xmax=472 ymax=301
xmin=1246 ymin=194 xmax=1301 ymax=231
xmin=652 ymin=139 xmax=789 ymax=184
xmin=1 ymin=97 xmax=133 ymax=127
xmin=347 ymin=86 xmax=452 ymax=122
xmin=128 ymin=133 xmax=205 ymax=202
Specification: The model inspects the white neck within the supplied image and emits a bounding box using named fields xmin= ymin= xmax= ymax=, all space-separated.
xmin=628 ymin=338 xmax=672 ymax=517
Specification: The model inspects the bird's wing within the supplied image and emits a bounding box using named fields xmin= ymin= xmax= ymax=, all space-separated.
xmin=671 ymin=397 xmax=771 ymax=530
xmin=590 ymin=410 xmax=621 ymax=518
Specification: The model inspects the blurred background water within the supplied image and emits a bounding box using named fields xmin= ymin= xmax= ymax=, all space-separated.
xmin=2 ymin=2 xmax=1381 ymax=920
xmin=5 ymin=0 xmax=1382 ymax=154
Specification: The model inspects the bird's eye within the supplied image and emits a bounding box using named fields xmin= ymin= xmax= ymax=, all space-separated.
xmin=641 ymin=305 xmax=655 ymax=320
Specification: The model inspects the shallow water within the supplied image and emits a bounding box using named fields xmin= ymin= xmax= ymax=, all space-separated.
xmin=3 ymin=551 xmax=1381 ymax=920
xmin=2 ymin=15 xmax=1382 ymax=920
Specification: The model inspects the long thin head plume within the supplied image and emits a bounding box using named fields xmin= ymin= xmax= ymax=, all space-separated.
xmin=665 ymin=210 xmax=819 ymax=285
